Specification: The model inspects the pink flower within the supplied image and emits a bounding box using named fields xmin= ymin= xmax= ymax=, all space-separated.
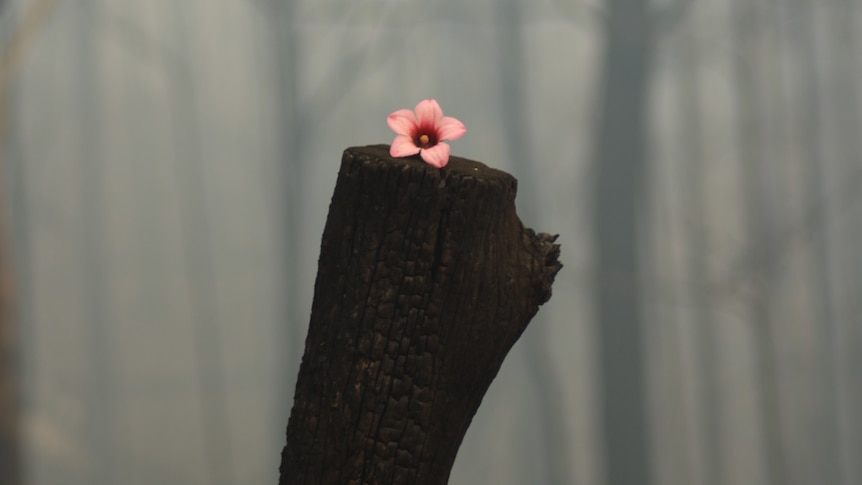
xmin=387 ymin=99 xmax=466 ymax=168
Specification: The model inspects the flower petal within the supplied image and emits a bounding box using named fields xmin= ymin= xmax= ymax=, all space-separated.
xmin=390 ymin=135 xmax=421 ymax=157
xmin=415 ymin=99 xmax=443 ymax=127
xmin=436 ymin=116 xmax=466 ymax=141
xmin=420 ymin=143 xmax=450 ymax=168
xmin=387 ymin=109 xmax=418 ymax=135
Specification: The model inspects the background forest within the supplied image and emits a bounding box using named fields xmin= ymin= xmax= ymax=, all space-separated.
xmin=0 ymin=0 xmax=860 ymax=484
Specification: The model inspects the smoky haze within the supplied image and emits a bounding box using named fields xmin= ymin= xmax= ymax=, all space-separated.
xmin=0 ymin=0 xmax=860 ymax=484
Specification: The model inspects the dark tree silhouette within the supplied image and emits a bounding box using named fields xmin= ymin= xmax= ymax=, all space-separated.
xmin=0 ymin=213 xmax=18 ymax=485
xmin=592 ymin=0 xmax=652 ymax=483
xmin=1 ymin=3 xmax=64 ymax=483
xmin=0 ymin=43 xmax=19 ymax=485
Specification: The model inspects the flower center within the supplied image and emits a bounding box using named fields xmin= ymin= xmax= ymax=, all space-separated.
xmin=415 ymin=130 xmax=437 ymax=149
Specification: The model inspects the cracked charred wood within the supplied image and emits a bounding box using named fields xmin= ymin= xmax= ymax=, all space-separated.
xmin=279 ymin=145 xmax=561 ymax=485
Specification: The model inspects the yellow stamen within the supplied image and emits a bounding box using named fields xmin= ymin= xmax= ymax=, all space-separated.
xmin=419 ymin=134 xmax=430 ymax=146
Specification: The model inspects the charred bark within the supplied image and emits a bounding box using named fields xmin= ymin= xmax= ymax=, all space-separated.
xmin=279 ymin=145 xmax=561 ymax=485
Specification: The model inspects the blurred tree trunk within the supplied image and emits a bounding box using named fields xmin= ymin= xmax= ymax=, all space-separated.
xmin=784 ymin=1 xmax=842 ymax=483
xmin=168 ymin=4 xmax=235 ymax=484
xmin=1 ymin=2 xmax=63 ymax=482
xmin=270 ymin=0 xmax=305 ymax=409
xmin=0 ymin=198 xmax=19 ymax=485
xmin=77 ymin=3 xmax=119 ymax=484
xmin=494 ymin=2 xmax=570 ymax=484
xmin=592 ymin=0 xmax=652 ymax=484
xmin=675 ymin=22 xmax=721 ymax=485
xmin=824 ymin=3 xmax=862 ymax=483
xmin=0 ymin=48 xmax=20 ymax=485
xmin=728 ymin=1 xmax=786 ymax=484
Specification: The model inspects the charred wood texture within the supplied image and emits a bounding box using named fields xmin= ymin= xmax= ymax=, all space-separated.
xmin=279 ymin=145 xmax=561 ymax=484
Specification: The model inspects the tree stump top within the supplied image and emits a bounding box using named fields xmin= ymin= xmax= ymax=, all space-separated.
xmin=351 ymin=144 xmax=514 ymax=181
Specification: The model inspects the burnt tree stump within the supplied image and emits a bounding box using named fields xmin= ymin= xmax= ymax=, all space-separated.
xmin=279 ymin=145 xmax=561 ymax=485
